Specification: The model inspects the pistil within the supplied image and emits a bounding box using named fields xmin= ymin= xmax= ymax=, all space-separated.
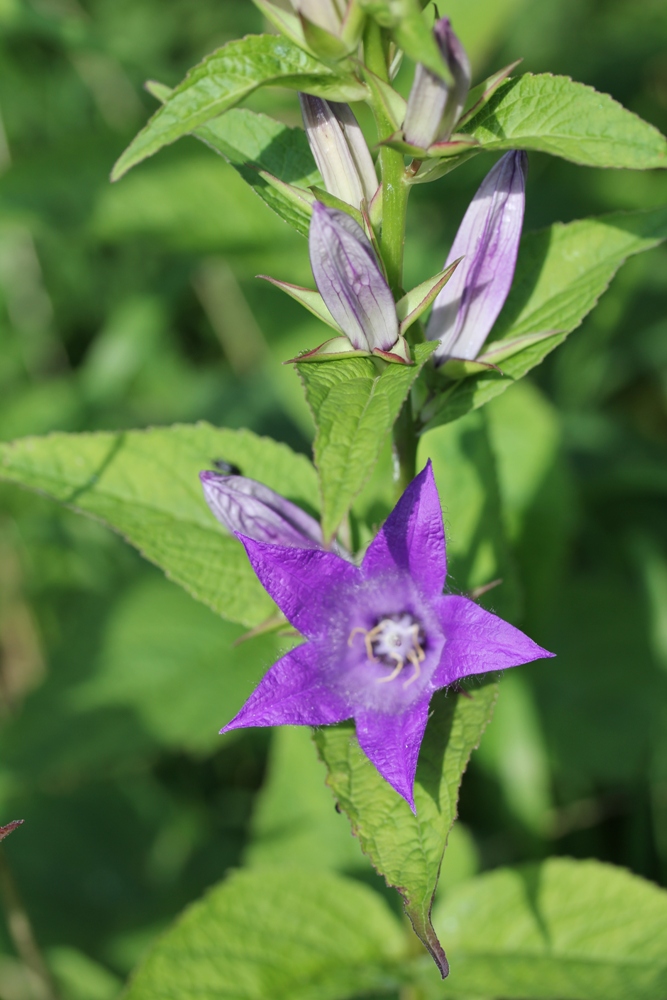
xmin=349 ymin=614 xmax=425 ymax=688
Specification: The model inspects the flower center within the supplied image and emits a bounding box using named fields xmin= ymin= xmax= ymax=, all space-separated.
xmin=348 ymin=613 xmax=426 ymax=688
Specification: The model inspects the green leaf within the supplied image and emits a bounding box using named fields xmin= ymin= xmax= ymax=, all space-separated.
xmin=112 ymin=35 xmax=367 ymax=181
xmin=422 ymin=206 xmax=667 ymax=430
xmin=462 ymin=73 xmax=667 ymax=168
xmin=146 ymin=94 xmax=321 ymax=237
xmin=246 ymin=726 xmax=370 ymax=872
xmin=123 ymin=867 xmax=407 ymax=1000
xmin=426 ymin=857 xmax=667 ymax=998
xmin=0 ymin=424 xmax=319 ymax=628
xmin=298 ymin=342 xmax=436 ymax=541
xmin=314 ymin=682 xmax=498 ymax=978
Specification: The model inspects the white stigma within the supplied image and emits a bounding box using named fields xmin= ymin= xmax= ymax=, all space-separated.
xmin=348 ymin=613 xmax=425 ymax=688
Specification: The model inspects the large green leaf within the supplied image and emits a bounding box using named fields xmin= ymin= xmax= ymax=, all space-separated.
xmin=147 ymin=90 xmax=319 ymax=237
xmin=462 ymin=73 xmax=667 ymax=168
xmin=424 ymin=858 xmax=667 ymax=998
xmin=423 ymin=207 xmax=667 ymax=430
xmin=298 ymin=343 xmax=436 ymax=541
xmin=196 ymin=109 xmax=319 ymax=236
xmin=112 ymin=35 xmax=367 ymax=181
xmin=314 ymin=682 xmax=498 ymax=978
xmin=245 ymin=726 xmax=369 ymax=872
xmin=0 ymin=424 xmax=318 ymax=628
xmin=123 ymin=867 xmax=407 ymax=1000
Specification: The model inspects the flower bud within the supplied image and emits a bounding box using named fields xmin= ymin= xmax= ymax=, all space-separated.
xmin=292 ymin=0 xmax=342 ymax=34
xmin=200 ymin=472 xmax=324 ymax=549
xmin=309 ymin=202 xmax=398 ymax=354
xmin=426 ymin=151 xmax=528 ymax=364
xmin=403 ymin=17 xmax=471 ymax=150
xmin=299 ymin=94 xmax=378 ymax=210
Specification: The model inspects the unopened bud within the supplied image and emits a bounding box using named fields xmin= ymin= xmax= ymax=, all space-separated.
xmin=300 ymin=94 xmax=378 ymax=210
xmin=292 ymin=0 xmax=342 ymax=34
xmin=403 ymin=17 xmax=471 ymax=150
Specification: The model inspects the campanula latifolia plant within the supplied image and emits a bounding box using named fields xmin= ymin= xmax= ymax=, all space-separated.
xmin=2 ymin=0 xmax=667 ymax=993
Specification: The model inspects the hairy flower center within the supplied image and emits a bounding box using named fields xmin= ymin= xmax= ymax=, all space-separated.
xmin=348 ymin=613 xmax=425 ymax=688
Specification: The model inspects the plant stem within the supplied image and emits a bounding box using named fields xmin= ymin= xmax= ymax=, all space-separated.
xmin=0 ymin=846 xmax=59 ymax=1000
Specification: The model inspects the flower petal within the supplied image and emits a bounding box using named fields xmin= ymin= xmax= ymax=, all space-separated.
xmin=200 ymin=472 xmax=324 ymax=549
xmin=300 ymin=95 xmax=370 ymax=210
xmin=309 ymin=202 xmax=398 ymax=353
xmin=426 ymin=150 xmax=527 ymax=363
xmin=221 ymin=643 xmax=351 ymax=732
xmin=433 ymin=594 xmax=554 ymax=688
xmin=238 ymin=534 xmax=360 ymax=638
xmin=362 ymin=460 xmax=446 ymax=598
xmin=355 ymin=700 xmax=431 ymax=811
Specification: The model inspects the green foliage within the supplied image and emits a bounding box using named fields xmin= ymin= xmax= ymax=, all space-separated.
xmin=123 ymin=867 xmax=407 ymax=1000
xmin=298 ymin=343 xmax=436 ymax=540
xmin=427 ymin=858 xmax=667 ymax=999
xmin=112 ymin=35 xmax=367 ymax=181
xmin=462 ymin=73 xmax=667 ymax=168
xmin=423 ymin=206 xmax=667 ymax=429
xmin=359 ymin=0 xmax=449 ymax=80
xmin=0 ymin=424 xmax=318 ymax=627
xmin=314 ymin=682 xmax=498 ymax=976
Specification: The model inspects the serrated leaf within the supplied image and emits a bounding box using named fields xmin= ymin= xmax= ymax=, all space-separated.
xmin=145 ymin=91 xmax=320 ymax=237
xmin=314 ymin=682 xmax=498 ymax=978
xmin=298 ymin=342 xmax=436 ymax=541
xmin=123 ymin=867 xmax=407 ymax=1000
xmin=461 ymin=73 xmax=667 ymax=169
xmin=112 ymin=35 xmax=367 ymax=180
xmin=424 ymin=858 xmax=667 ymax=999
xmin=0 ymin=424 xmax=318 ymax=628
xmin=422 ymin=206 xmax=667 ymax=429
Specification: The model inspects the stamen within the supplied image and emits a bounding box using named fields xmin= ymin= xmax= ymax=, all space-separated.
xmin=403 ymin=650 xmax=421 ymax=688
xmin=377 ymin=657 xmax=404 ymax=683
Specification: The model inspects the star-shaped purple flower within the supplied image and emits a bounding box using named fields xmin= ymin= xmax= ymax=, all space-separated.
xmin=211 ymin=462 xmax=553 ymax=811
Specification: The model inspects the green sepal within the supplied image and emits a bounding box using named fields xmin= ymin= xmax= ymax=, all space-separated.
xmin=456 ymin=59 xmax=522 ymax=129
xmin=309 ymin=186 xmax=365 ymax=228
xmin=361 ymin=66 xmax=407 ymax=133
xmin=299 ymin=13 xmax=355 ymax=61
xmin=258 ymin=277 xmax=342 ymax=333
xmin=381 ymin=131 xmax=479 ymax=159
xmin=396 ymin=258 xmax=462 ymax=334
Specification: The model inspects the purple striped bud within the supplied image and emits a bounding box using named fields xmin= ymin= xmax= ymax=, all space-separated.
xmin=426 ymin=151 xmax=528 ymax=365
xmin=309 ymin=202 xmax=398 ymax=354
xmin=200 ymin=472 xmax=324 ymax=549
xmin=403 ymin=17 xmax=471 ymax=150
xmin=300 ymin=95 xmax=378 ymax=210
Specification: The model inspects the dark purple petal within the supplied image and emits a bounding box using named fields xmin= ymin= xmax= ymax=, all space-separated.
xmin=309 ymin=202 xmax=398 ymax=353
xmin=300 ymin=95 xmax=378 ymax=208
xmin=238 ymin=533 xmax=360 ymax=638
xmin=362 ymin=461 xmax=446 ymax=599
xmin=403 ymin=17 xmax=470 ymax=148
xmin=200 ymin=472 xmax=323 ymax=549
xmin=355 ymin=700 xmax=431 ymax=811
xmin=221 ymin=643 xmax=351 ymax=732
xmin=426 ymin=151 xmax=527 ymax=364
xmin=435 ymin=18 xmax=471 ymax=140
xmin=433 ymin=594 xmax=554 ymax=688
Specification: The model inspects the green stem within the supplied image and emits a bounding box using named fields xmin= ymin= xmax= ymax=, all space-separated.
xmin=363 ymin=20 xmax=415 ymax=492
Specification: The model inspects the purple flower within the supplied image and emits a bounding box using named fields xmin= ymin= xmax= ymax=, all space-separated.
xmin=200 ymin=471 xmax=324 ymax=549
xmin=217 ymin=461 xmax=553 ymax=811
xmin=309 ymin=201 xmax=399 ymax=354
xmin=426 ymin=151 xmax=527 ymax=366
xmin=403 ymin=17 xmax=471 ymax=150
xmin=300 ymin=95 xmax=379 ymax=211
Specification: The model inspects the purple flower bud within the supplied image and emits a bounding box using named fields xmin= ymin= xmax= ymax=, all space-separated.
xmin=426 ymin=151 xmax=528 ymax=365
xmin=299 ymin=95 xmax=378 ymax=210
xmin=403 ymin=17 xmax=471 ymax=149
xmin=200 ymin=471 xmax=324 ymax=549
xmin=309 ymin=202 xmax=398 ymax=354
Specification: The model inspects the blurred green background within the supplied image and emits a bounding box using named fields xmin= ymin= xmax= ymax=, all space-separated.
xmin=1 ymin=0 xmax=667 ymax=996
